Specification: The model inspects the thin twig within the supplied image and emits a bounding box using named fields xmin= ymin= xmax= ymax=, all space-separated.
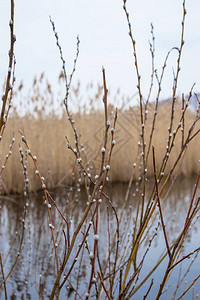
xmin=169 ymin=246 xmax=200 ymax=272
xmin=143 ymin=278 xmax=154 ymax=300
xmin=152 ymin=146 xmax=171 ymax=259
xmin=0 ymin=253 xmax=7 ymax=300
xmin=176 ymin=274 xmax=200 ymax=300
xmin=0 ymin=0 xmax=15 ymax=132
xmin=97 ymin=271 xmax=112 ymax=300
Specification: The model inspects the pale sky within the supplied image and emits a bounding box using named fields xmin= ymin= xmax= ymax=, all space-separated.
xmin=0 ymin=0 xmax=200 ymax=108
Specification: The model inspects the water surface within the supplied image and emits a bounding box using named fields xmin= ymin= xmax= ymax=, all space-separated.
xmin=0 ymin=177 xmax=200 ymax=299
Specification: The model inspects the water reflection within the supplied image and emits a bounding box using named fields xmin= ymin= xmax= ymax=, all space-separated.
xmin=0 ymin=177 xmax=199 ymax=299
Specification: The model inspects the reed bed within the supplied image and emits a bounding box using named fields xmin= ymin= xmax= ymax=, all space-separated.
xmin=1 ymin=99 xmax=200 ymax=194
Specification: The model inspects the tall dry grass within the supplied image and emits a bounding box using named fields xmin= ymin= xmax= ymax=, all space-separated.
xmin=1 ymin=97 xmax=199 ymax=194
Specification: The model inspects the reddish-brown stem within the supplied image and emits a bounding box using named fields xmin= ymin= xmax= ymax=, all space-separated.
xmin=152 ymin=146 xmax=171 ymax=259
xmin=46 ymin=191 xmax=70 ymax=248
xmin=143 ymin=278 xmax=154 ymax=300
xmin=0 ymin=253 xmax=7 ymax=300
xmin=184 ymin=171 xmax=200 ymax=227
xmin=86 ymin=202 xmax=99 ymax=299
xmin=169 ymin=246 xmax=200 ymax=272
xmin=97 ymin=271 xmax=112 ymax=300
xmin=0 ymin=0 xmax=15 ymax=132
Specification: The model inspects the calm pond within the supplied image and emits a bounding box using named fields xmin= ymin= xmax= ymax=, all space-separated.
xmin=0 ymin=177 xmax=200 ymax=299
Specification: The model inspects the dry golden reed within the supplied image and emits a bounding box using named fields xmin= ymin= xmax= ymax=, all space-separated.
xmin=1 ymin=99 xmax=199 ymax=194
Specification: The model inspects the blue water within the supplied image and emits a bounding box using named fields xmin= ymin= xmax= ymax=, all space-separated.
xmin=0 ymin=178 xmax=200 ymax=299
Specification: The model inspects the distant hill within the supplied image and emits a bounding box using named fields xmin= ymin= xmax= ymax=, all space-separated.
xmin=158 ymin=93 xmax=200 ymax=113
xmin=187 ymin=93 xmax=200 ymax=112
